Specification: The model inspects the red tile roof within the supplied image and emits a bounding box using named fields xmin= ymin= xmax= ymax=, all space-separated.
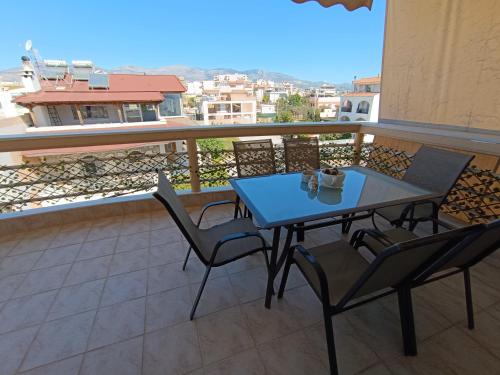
xmin=342 ymin=92 xmax=379 ymax=97
xmin=15 ymin=73 xmax=186 ymax=106
xmin=353 ymin=76 xmax=381 ymax=85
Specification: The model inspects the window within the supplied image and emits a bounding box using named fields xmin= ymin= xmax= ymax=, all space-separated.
xmin=123 ymin=104 xmax=142 ymax=122
xmin=72 ymin=105 xmax=109 ymax=120
xmin=159 ymin=93 xmax=182 ymax=117
xmin=232 ymin=103 xmax=241 ymax=113
xmin=341 ymin=100 xmax=352 ymax=112
xmin=357 ymin=101 xmax=370 ymax=114
xmin=340 ymin=116 xmax=351 ymax=121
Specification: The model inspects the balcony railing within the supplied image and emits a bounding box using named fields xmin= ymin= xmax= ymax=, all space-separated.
xmin=0 ymin=122 xmax=498 ymax=224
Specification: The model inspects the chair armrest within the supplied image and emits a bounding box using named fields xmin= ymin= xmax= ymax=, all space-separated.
xmin=196 ymin=200 xmax=242 ymax=227
xmin=350 ymin=228 xmax=394 ymax=249
xmin=209 ymin=231 xmax=268 ymax=263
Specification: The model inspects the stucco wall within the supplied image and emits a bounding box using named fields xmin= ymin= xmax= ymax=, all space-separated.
xmin=380 ymin=0 xmax=500 ymax=132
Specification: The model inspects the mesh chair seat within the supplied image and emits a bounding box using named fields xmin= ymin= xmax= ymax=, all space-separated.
xmin=294 ymin=240 xmax=370 ymax=304
xmin=363 ymin=228 xmax=419 ymax=254
xmin=198 ymin=218 xmax=265 ymax=265
xmin=376 ymin=203 xmax=434 ymax=225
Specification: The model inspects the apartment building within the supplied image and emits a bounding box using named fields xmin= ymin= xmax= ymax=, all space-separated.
xmin=0 ymin=82 xmax=29 ymax=119
xmin=200 ymin=90 xmax=257 ymax=125
xmin=337 ymin=75 xmax=380 ymax=122
xmin=353 ymin=75 xmax=381 ymax=93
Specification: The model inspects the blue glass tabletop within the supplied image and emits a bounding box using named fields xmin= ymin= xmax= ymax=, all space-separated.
xmin=230 ymin=166 xmax=441 ymax=229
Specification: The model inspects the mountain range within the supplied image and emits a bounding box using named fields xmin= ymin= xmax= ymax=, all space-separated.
xmin=0 ymin=64 xmax=352 ymax=90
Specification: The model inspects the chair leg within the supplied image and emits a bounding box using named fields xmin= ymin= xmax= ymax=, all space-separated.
xmin=408 ymin=220 xmax=418 ymax=232
xmin=371 ymin=211 xmax=381 ymax=231
xmin=341 ymin=214 xmax=349 ymax=234
xmin=278 ymin=248 xmax=294 ymax=298
xmin=464 ymin=268 xmax=475 ymax=329
xmin=322 ymin=307 xmax=339 ymax=375
xmin=190 ymin=265 xmax=212 ymax=320
xmin=397 ymin=288 xmax=417 ymax=356
xmin=182 ymin=246 xmax=192 ymax=271
xmin=262 ymin=249 xmax=270 ymax=271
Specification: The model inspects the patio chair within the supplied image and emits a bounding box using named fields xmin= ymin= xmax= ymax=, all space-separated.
xmin=284 ymin=137 xmax=320 ymax=172
xmin=153 ymin=171 xmax=270 ymax=319
xmin=354 ymin=219 xmax=500 ymax=330
xmin=278 ymin=225 xmax=477 ymax=375
xmin=233 ymin=139 xmax=277 ymax=218
xmin=372 ymin=145 xmax=473 ymax=234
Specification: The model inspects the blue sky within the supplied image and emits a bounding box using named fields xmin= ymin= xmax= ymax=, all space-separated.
xmin=0 ymin=0 xmax=386 ymax=83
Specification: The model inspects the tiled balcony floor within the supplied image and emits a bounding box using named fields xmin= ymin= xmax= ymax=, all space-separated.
xmin=0 ymin=205 xmax=499 ymax=374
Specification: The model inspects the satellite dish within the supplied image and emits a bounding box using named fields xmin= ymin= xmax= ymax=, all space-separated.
xmin=25 ymin=40 xmax=33 ymax=51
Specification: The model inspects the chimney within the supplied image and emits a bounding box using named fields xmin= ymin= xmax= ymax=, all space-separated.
xmin=20 ymin=56 xmax=40 ymax=92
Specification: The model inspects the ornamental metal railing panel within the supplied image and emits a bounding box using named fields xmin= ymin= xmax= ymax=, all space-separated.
xmin=0 ymin=142 xmax=498 ymax=224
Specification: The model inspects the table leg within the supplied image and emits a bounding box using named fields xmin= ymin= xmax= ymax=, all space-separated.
xmin=265 ymin=226 xmax=281 ymax=309
xmin=234 ymin=196 xmax=240 ymax=219
xmin=297 ymin=222 xmax=305 ymax=242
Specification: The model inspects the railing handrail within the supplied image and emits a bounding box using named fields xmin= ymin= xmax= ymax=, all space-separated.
xmin=0 ymin=122 xmax=362 ymax=153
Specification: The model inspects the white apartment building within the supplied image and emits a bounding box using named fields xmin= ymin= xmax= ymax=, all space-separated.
xmin=200 ymin=92 xmax=256 ymax=125
xmin=268 ymin=91 xmax=287 ymax=103
xmin=0 ymin=85 xmax=29 ymax=119
xmin=338 ymin=92 xmax=380 ymax=122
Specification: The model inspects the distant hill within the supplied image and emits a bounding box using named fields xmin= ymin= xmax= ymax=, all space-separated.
xmin=0 ymin=64 xmax=352 ymax=90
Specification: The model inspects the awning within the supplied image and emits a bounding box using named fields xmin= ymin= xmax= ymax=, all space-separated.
xmin=14 ymin=91 xmax=165 ymax=106
xmin=292 ymin=0 xmax=372 ymax=11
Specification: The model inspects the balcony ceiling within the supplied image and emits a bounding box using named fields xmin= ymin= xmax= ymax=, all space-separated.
xmin=292 ymin=0 xmax=373 ymax=11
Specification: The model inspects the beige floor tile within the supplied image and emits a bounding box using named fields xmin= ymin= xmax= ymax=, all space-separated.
xmin=146 ymin=286 xmax=193 ymax=332
xmin=50 ymin=228 xmax=89 ymax=248
xmin=471 ymin=262 xmax=500 ymax=293
xmin=77 ymin=237 xmax=117 ymax=260
xmin=460 ymin=310 xmax=500 ymax=360
xmin=11 ymin=230 xmax=57 ymax=255
xmin=47 ymin=279 xmax=105 ymax=321
xmin=21 ymin=310 xmax=96 ymax=371
xmin=0 ymin=326 xmax=39 ymax=375
xmin=196 ymin=306 xmax=254 ymax=365
xmin=19 ymin=355 xmax=82 ymax=375
xmin=305 ymin=317 xmax=379 ymax=375
xmin=87 ymin=297 xmax=145 ymax=350
xmin=0 ymin=251 xmax=43 ymax=278
xmin=148 ymin=241 xmax=188 ymax=267
xmin=241 ymin=298 xmax=300 ymax=345
xmin=280 ymin=284 xmax=323 ymax=327
xmin=150 ymin=227 xmax=184 ymax=246
xmin=81 ymin=336 xmax=142 ymax=375
xmin=418 ymin=326 xmax=500 ymax=375
xmin=229 ymin=266 xmax=268 ymax=304
xmin=13 ymin=264 xmax=71 ymax=298
xmin=440 ymin=272 xmax=500 ymax=309
xmin=116 ymin=232 xmax=150 ymax=253
xmin=190 ymin=276 xmax=239 ymax=318
xmin=0 ymin=273 xmax=26 ymax=302
xmin=258 ymin=330 xmax=329 ymax=375
xmin=64 ymin=255 xmax=112 ymax=286
xmin=358 ymin=363 xmax=392 ymax=375
xmin=143 ymin=321 xmax=202 ymax=375
xmin=108 ymin=248 xmax=148 ymax=276
xmin=101 ymin=269 xmax=147 ymax=306
xmin=33 ymin=244 xmax=81 ymax=270
xmin=203 ymin=348 xmax=266 ymax=375
xmin=86 ymin=218 xmax=122 ymax=241
xmin=223 ymin=252 xmax=266 ymax=275
xmin=0 ymin=290 xmax=57 ymax=334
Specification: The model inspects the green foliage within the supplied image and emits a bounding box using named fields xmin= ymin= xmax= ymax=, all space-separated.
xmin=319 ymin=133 xmax=353 ymax=141
xmin=262 ymin=93 xmax=270 ymax=104
xmin=275 ymin=94 xmax=320 ymax=123
xmin=197 ymin=138 xmax=225 ymax=157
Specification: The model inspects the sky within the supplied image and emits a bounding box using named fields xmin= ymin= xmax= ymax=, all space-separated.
xmin=0 ymin=0 xmax=386 ymax=83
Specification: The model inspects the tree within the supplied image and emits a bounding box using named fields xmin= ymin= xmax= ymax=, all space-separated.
xmin=197 ymin=138 xmax=225 ymax=157
xmin=262 ymin=93 xmax=270 ymax=104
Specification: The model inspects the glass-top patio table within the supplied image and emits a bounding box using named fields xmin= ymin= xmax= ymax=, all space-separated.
xmin=230 ymin=166 xmax=443 ymax=308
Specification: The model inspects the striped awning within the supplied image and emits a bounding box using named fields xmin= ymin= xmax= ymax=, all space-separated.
xmin=292 ymin=0 xmax=373 ymax=11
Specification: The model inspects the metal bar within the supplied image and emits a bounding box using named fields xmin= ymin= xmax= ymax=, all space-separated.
xmin=265 ymin=226 xmax=281 ymax=309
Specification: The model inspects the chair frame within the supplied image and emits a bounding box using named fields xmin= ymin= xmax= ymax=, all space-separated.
xmin=278 ymin=226 xmax=478 ymax=375
xmin=233 ymin=139 xmax=277 ymax=178
xmin=153 ymin=174 xmax=271 ymax=320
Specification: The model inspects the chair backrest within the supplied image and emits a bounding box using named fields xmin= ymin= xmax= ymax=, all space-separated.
xmin=403 ymin=145 xmax=473 ymax=206
xmin=416 ymin=220 xmax=500 ymax=281
xmin=153 ymin=171 xmax=205 ymax=260
xmin=284 ymin=137 xmax=320 ymax=172
xmin=233 ymin=139 xmax=277 ymax=177
xmin=338 ymin=225 xmax=478 ymax=307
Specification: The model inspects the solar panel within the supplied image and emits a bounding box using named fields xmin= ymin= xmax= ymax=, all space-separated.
xmin=72 ymin=67 xmax=92 ymax=81
xmin=42 ymin=68 xmax=65 ymax=80
xmin=89 ymin=73 xmax=109 ymax=89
